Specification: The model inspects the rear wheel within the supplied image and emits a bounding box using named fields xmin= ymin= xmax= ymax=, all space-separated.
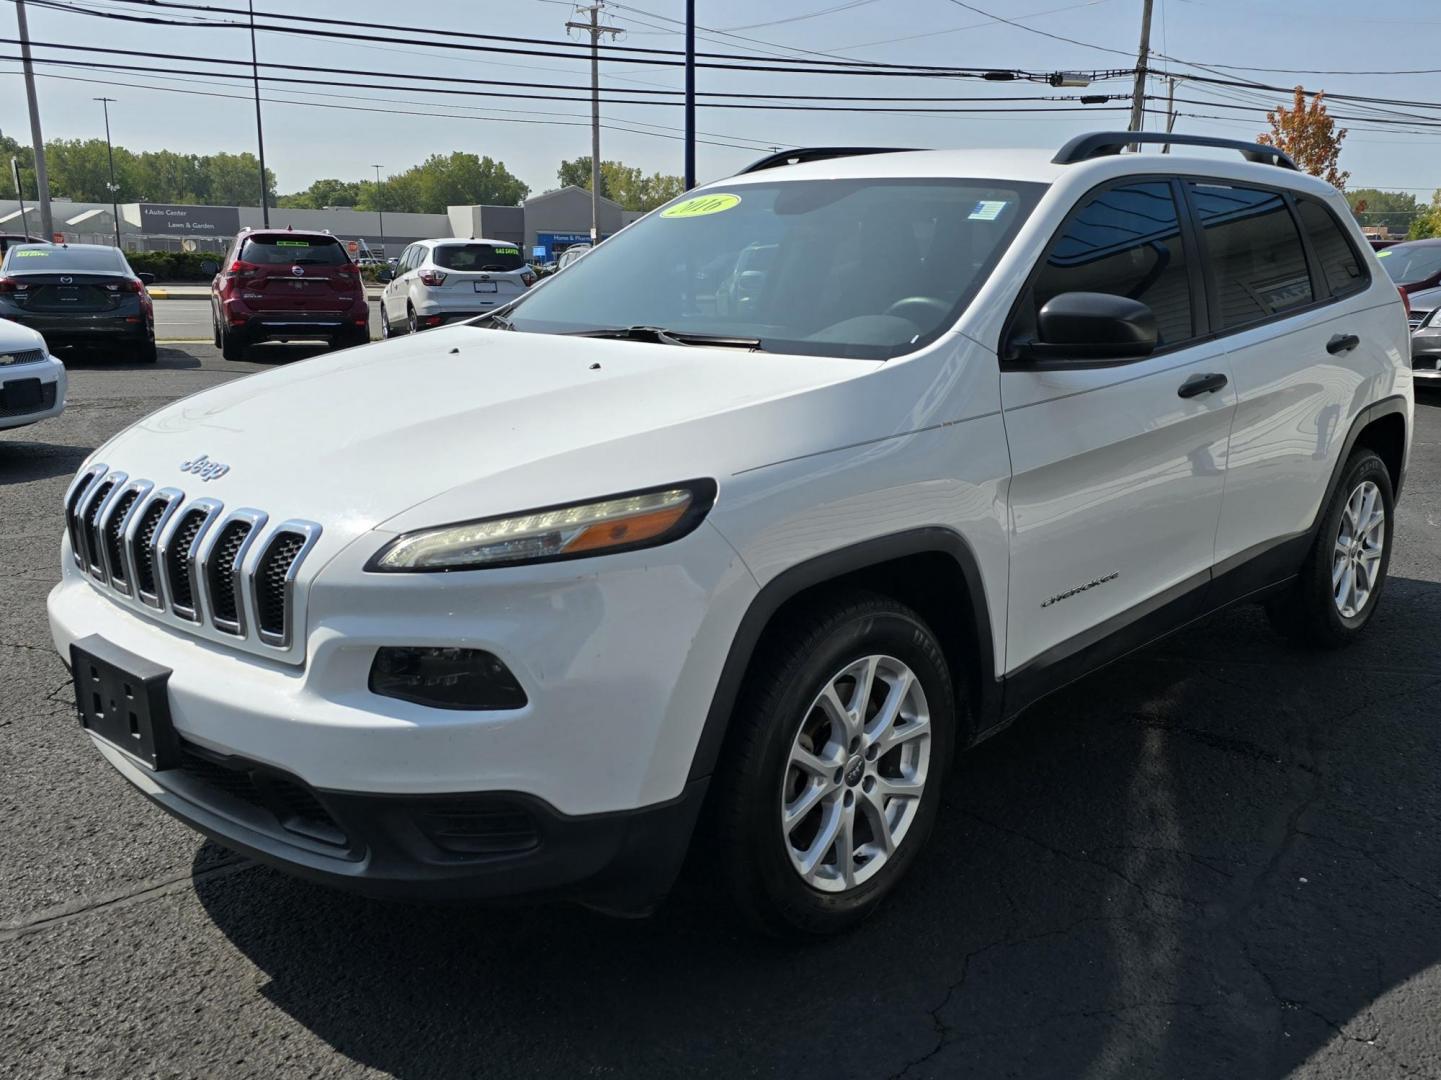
xmin=712 ymin=592 xmax=956 ymax=936
xmin=407 ymin=304 xmax=419 ymax=335
xmin=134 ymin=336 xmax=157 ymax=364
xmin=380 ymin=304 xmax=392 ymax=339
xmin=1266 ymin=448 xmax=1394 ymax=647
xmin=211 ymin=310 xmax=221 ymax=348
xmin=219 ymin=324 xmax=247 ymax=362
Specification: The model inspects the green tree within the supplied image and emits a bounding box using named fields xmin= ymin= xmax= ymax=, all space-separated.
xmin=202 ymin=152 xmax=276 ymax=206
xmin=555 ymin=156 xmax=684 ymax=212
xmin=1348 ymin=188 xmax=1420 ymax=236
xmin=371 ymin=153 xmax=527 ymax=213
xmin=278 ymin=178 xmax=365 ymax=209
xmin=1408 ymin=190 xmax=1441 ymax=240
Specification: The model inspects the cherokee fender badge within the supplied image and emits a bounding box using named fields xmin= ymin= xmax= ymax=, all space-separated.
xmin=1041 ymin=572 xmax=1119 ymax=608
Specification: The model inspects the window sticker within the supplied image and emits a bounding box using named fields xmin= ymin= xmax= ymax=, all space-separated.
xmin=13 ymin=250 xmax=47 ymax=257
xmin=275 ymin=240 xmax=311 ymax=247
xmin=968 ymin=200 xmax=1009 ymax=221
xmin=661 ymin=193 xmax=742 ymax=219
xmin=1376 ymin=249 xmax=1392 ymax=257
xmin=494 ymin=246 xmax=520 ymax=255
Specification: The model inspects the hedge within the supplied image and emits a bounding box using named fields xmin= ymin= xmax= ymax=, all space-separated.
xmin=124 ymin=251 xmax=222 ymax=282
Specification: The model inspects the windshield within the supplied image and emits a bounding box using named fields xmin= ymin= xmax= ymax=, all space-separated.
xmin=239 ymin=236 xmax=349 ymax=266
xmin=499 ymin=178 xmax=1044 ymax=358
xmin=1376 ymin=242 xmax=1441 ymax=284
xmin=4 ymin=244 xmax=127 ymax=272
xmin=433 ymin=243 xmax=524 ymax=271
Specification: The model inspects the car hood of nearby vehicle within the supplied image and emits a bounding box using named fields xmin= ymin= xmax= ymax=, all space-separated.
xmin=0 ymin=321 xmax=50 ymax=352
xmin=87 ymin=326 xmax=879 ymax=550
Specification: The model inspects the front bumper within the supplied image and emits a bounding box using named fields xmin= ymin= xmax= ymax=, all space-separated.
xmin=1411 ymin=334 xmax=1441 ymax=380
xmin=87 ymin=729 xmax=707 ymax=912
xmin=0 ymin=355 xmax=65 ymax=430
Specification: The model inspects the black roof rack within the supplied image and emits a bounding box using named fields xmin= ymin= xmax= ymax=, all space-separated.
xmin=738 ymin=146 xmax=918 ymax=174
xmin=1053 ymin=131 xmax=1297 ymax=170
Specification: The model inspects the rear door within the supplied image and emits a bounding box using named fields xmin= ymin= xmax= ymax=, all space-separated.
xmin=237 ymin=235 xmax=353 ymax=314
xmin=1197 ymin=182 xmax=1401 ymax=589
xmin=430 ymin=242 xmax=529 ymax=303
xmin=383 ymin=245 xmax=415 ymax=322
xmin=1001 ymin=178 xmax=1236 ymax=673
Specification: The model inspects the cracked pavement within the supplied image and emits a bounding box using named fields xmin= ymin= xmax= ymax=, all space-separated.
xmin=3 ymin=347 xmax=1441 ymax=1079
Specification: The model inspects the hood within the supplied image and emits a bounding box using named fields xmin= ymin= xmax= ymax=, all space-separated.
xmin=89 ymin=326 xmax=876 ymax=542
xmin=0 ymin=321 xmax=49 ymax=354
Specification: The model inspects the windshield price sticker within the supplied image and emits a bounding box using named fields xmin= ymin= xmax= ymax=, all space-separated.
xmin=661 ymin=193 xmax=742 ymax=219
xmin=1377 ymin=249 xmax=1392 ymax=257
xmin=13 ymin=250 xmax=47 ymax=257
xmin=275 ymin=240 xmax=311 ymax=247
xmin=968 ymin=200 xmax=1010 ymax=221
xmin=494 ymin=246 xmax=520 ymax=255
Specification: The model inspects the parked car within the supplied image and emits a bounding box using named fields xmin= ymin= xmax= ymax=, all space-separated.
xmin=378 ymin=238 xmax=536 ymax=335
xmin=0 ymin=232 xmax=48 ymax=255
xmin=210 ymin=228 xmax=369 ymax=361
xmin=1374 ymin=238 xmax=1441 ymax=327
xmin=49 ymin=132 xmax=1411 ymax=936
xmin=0 ymin=243 xmax=155 ymax=362
xmin=1408 ymin=302 xmax=1441 ymax=382
xmin=556 ymin=243 xmax=591 ymax=271
xmin=0 ymin=323 xmax=65 ymax=431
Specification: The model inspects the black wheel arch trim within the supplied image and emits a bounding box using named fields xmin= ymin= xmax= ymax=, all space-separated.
xmin=687 ymin=526 xmax=999 ymax=782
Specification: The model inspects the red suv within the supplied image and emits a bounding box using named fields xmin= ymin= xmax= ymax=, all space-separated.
xmin=210 ymin=228 xmax=369 ymax=361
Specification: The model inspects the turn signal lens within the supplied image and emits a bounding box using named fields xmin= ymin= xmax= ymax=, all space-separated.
xmin=368 ymin=481 xmax=716 ymax=572
xmin=418 ymin=269 xmax=447 ymax=286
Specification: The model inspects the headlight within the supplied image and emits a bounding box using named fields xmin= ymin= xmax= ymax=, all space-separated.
xmin=367 ymin=479 xmax=717 ymax=572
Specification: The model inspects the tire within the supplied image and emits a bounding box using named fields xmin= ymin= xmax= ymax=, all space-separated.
xmin=1266 ymin=448 xmax=1394 ymax=648
xmin=380 ymin=305 xmax=392 ymax=339
xmin=407 ymin=304 xmax=419 ymax=335
xmin=211 ymin=312 xmax=221 ymax=349
xmin=712 ymin=591 xmax=956 ymax=937
xmin=219 ymin=324 xmax=247 ymax=362
xmin=134 ymin=336 xmax=157 ymax=364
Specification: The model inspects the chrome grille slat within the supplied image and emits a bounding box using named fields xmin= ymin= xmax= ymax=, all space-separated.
xmin=64 ymin=468 xmax=320 ymax=656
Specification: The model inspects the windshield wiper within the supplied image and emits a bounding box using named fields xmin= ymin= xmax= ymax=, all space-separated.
xmin=472 ymin=310 xmax=515 ymax=330
xmin=566 ymin=325 xmax=762 ymax=350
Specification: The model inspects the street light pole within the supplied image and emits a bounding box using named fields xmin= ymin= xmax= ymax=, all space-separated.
xmin=684 ymin=0 xmax=695 ymax=189
xmin=372 ymin=164 xmax=385 ymax=258
xmin=1127 ymin=0 xmax=1154 ymax=149
xmin=247 ymin=0 xmax=270 ymax=226
xmin=566 ymin=3 xmax=622 ymax=245
xmin=95 ymin=97 xmax=121 ymax=247
xmin=15 ymin=0 xmax=53 ymax=239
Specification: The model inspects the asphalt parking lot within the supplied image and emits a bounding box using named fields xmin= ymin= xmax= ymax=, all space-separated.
xmin=3 ymin=345 xmax=1441 ymax=1079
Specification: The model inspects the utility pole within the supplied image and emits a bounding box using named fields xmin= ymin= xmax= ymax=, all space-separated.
xmin=372 ymin=164 xmax=385 ymax=257
xmin=684 ymin=0 xmax=695 ymax=189
xmin=248 ymin=0 xmax=270 ymax=226
xmin=1161 ymin=77 xmax=1178 ymax=152
xmin=95 ymin=97 xmax=121 ymax=247
xmin=1127 ymin=0 xmax=1154 ymax=148
xmin=15 ymin=0 xmax=52 ymax=239
xmin=566 ymin=3 xmax=622 ymax=245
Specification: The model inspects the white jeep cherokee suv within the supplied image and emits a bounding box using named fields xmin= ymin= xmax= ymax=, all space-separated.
xmin=49 ymin=133 xmax=1412 ymax=936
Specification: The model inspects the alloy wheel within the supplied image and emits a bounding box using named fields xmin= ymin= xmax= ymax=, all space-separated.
xmin=1333 ymin=479 xmax=1386 ymax=618
xmin=780 ymin=654 xmax=931 ymax=893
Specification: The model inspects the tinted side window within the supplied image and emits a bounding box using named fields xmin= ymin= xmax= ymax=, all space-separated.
xmin=1188 ymin=182 xmax=1313 ymax=328
xmin=1028 ymin=181 xmax=1194 ymax=348
xmin=1296 ymin=197 xmax=1368 ymax=298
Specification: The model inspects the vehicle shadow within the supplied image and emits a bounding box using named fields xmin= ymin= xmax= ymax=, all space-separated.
xmin=239 ymin=343 xmax=336 ymax=366
xmin=57 ymin=346 xmax=201 ymax=371
xmin=0 ymin=440 xmax=93 ymax=485
xmin=193 ymin=577 xmax=1441 ymax=1079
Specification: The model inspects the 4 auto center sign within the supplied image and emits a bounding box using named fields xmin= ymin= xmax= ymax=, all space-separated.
xmin=121 ymin=203 xmax=241 ymax=235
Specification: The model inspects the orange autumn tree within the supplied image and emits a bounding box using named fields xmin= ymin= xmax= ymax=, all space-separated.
xmin=1257 ymin=86 xmax=1349 ymax=189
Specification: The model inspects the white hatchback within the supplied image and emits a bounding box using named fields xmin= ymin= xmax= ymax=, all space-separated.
xmin=378 ymin=237 xmax=535 ymax=336
xmin=48 ymin=132 xmax=1412 ymax=936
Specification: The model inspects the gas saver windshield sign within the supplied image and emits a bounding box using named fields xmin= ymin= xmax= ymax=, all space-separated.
xmin=122 ymin=203 xmax=241 ymax=236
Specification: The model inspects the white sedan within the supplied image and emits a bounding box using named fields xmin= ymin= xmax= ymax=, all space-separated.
xmin=0 ymin=323 xmax=65 ymax=432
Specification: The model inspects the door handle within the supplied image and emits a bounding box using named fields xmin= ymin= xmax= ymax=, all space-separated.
xmin=1178 ymin=372 xmax=1228 ymax=398
xmin=1326 ymin=333 xmax=1360 ymax=355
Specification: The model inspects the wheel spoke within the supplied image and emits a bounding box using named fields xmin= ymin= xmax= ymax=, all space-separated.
xmin=1336 ymin=562 xmax=1355 ymax=614
xmin=783 ymin=779 xmax=832 ymax=833
xmin=837 ymin=803 xmax=857 ymax=888
xmin=860 ymin=788 xmax=895 ymax=857
xmin=790 ymin=744 xmax=839 ymax=779
xmin=865 ymin=667 xmax=913 ymax=744
xmin=797 ymin=802 xmax=843 ymax=877
xmin=1332 ymin=554 xmax=1348 ymax=589
xmin=877 ymin=716 xmax=930 ymax=755
xmin=874 ymin=773 xmax=926 ymax=801
xmin=847 ymin=656 xmax=880 ymax=734
xmin=817 ymin=683 xmax=851 ymax=735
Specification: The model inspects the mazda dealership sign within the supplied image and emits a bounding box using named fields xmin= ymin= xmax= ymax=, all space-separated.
xmin=122 ymin=203 xmax=240 ymax=235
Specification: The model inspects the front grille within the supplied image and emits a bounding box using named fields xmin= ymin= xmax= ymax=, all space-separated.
xmin=177 ymin=742 xmax=351 ymax=852
xmin=132 ymin=497 xmax=170 ymax=600
xmin=63 ymin=464 xmax=321 ymax=658
xmin=205 ymin=519 xmax=253 ymax=630
xmin=255 ymin=531 xmax=306 ymax=642
xmin=1409 ymin=310 xmax=1429 ymax=331
xmin=82 ymin=479 xmax=116 ymax=577
xmin=0 ymin=348 xmax=46 ymax=368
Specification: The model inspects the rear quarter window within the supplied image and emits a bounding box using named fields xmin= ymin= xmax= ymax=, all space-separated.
xmin=1296 ymin=198 xmax=1368 ymax=298
xmin=1187 ymin=182 xmax=1314 ymax=329
xmin=432 ymin=244 xmax=524 ymax=271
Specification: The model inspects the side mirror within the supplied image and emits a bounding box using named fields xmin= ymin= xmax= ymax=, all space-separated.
xmin=376 ymin=268 xmax=393 ymax=282
xmin=1021 ymin=292 xmax=1157 ymax=363
xmin=199 ymin=259 xmax=218 ymax=276
xmin=135 ymin=271 xmax=156 ymax=285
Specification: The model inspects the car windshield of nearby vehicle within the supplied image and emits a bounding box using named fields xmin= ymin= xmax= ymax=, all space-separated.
xmin=4 ymin=244 xmax=127 ymax=273
xmin=238 ymin=235 xmax=349 ymax=266
xmin=432 ymin=243 xmax=525 ymax=272
xmin=493 ymin=178 xmax=1044 ymax=359
xmin=1376 ymin=242 xmax=1441 ymax=284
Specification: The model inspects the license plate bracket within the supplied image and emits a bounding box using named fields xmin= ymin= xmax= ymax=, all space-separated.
xmin=474 ymin=281 xmax=498 ymax=293
xmin=1 ymin=378 xmax=42 ymax=409
xmin=70 ymin=636 xmax=178 ymax=770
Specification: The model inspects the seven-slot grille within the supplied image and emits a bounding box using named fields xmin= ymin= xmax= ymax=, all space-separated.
xmin=62 ymin=464 xmax=320 ymax=654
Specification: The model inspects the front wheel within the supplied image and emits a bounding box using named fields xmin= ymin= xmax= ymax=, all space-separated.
xmin=712 ymin=592 xmax=956 ymax=937
xmin=1266 ymin=448 xmax=1394 ymax=647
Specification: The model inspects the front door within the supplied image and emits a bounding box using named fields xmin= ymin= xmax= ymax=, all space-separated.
xmin=1000 ymin=178 xmax=1236 ymax=673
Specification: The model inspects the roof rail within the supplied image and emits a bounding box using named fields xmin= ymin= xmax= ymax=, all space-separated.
xmin=1052 ymin=131 xmax=1298 ymax=170
xmin=738 ymin=146 xmax=918 ymax=175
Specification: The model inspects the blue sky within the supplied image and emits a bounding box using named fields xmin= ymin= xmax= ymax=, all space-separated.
xmin=6 ymin=0 xmax=1440 ymax=199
